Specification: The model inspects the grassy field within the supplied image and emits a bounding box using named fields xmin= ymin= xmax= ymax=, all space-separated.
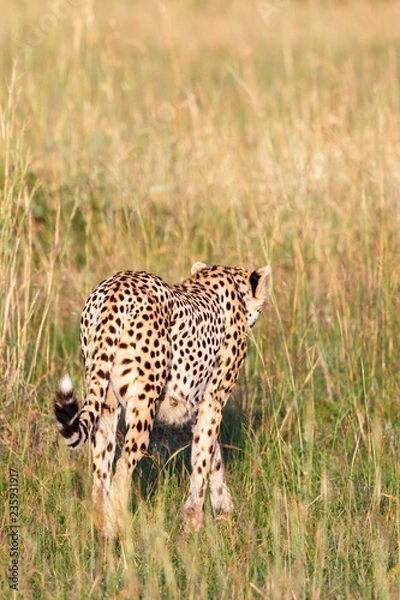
xmin=1 ymin=0 xmax=400 ymax=597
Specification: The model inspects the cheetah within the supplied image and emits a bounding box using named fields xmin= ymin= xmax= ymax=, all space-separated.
xmin=55 ymin=262 xmax=271 ymax=535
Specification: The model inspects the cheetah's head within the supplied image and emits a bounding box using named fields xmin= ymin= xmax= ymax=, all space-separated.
xmin=240 ymin=265 xmax=271 ymax=330
xmin=191 ymin=262 xmax=271 ymax=331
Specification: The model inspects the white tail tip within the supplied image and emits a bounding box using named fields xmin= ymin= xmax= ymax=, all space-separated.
xmin=59 ymin=374 xmax=73 ymax=394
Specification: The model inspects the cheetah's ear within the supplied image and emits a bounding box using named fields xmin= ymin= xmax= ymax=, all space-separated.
xmin=191 ymin=262 xmax=208 ymax=276
xmin=250 ymin=265 xmax=271 ymax=298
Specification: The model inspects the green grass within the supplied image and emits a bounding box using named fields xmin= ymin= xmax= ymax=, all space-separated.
xmin=1 ymin=0 xmax=400 ymax=597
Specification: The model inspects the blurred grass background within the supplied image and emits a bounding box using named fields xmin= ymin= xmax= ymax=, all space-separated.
xmin=1 ymin=0 xmax=400 ymax=597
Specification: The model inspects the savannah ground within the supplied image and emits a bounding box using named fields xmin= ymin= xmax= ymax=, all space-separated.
xmin=1 ymin=0 xmax=400 ymax=597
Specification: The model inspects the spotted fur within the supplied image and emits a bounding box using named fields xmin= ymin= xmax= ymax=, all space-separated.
xmin=55 ymin=262 xmax=270 ymax=535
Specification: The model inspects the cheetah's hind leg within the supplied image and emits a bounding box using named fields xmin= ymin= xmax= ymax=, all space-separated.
xmin=105 ymin=376 xmax=159 ymax=538
xmin=105 ymin=318 xmax=168 ymax=537
xmin=91 ymin=383 xmax=120 ymax=537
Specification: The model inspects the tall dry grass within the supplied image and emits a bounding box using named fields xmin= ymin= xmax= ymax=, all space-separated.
xmin=1 ymin=1 xmax=400 ymax=597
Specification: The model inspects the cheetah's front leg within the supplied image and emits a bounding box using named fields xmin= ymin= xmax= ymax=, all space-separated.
xmin=209 ymin=440 xmax=234 ymax=517
xmin=184 ymin=392 xmax=224 ymax=532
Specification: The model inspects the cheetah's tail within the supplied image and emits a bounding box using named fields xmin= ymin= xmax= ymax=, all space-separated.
xmin=55 ymin=374 xmax=87 ymax=450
